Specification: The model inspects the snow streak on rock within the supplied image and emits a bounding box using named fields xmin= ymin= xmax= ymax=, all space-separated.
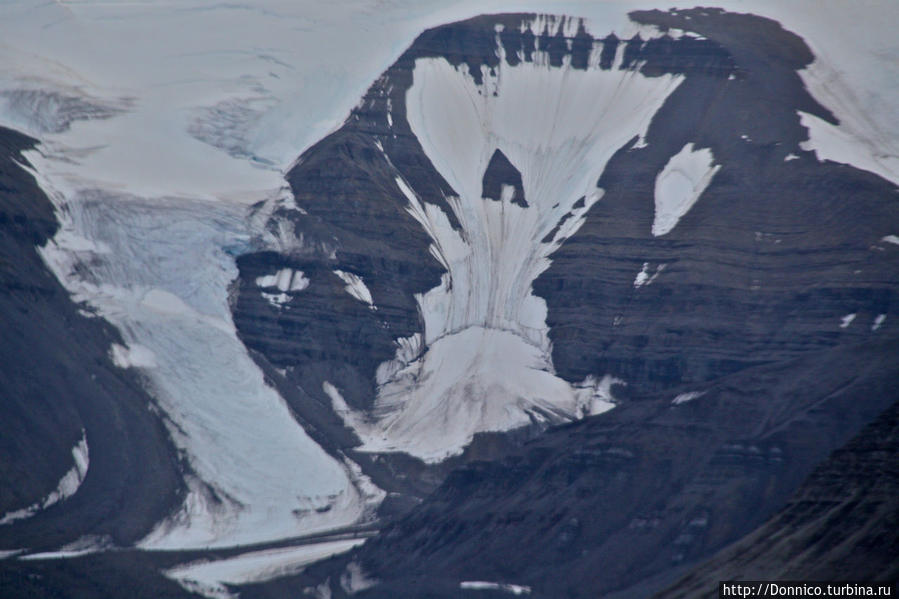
xmin=460 ymin=580 xmax=532 ymax=595
xmin=334 ymin=270 xmax=375 ymax=307
xmin=0 ymin=431 xmax=89 ymax=526
xmin=331 ymin=20 xmax=681 ymax=462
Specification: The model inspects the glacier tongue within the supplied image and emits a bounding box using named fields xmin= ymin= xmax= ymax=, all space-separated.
xmin=330 ymin=32 xmax=683 ymax=462
xmin=652 ymin=143 xmax=721 ymax=237
xmin=26 ymin=153 xmax=373 ymax=548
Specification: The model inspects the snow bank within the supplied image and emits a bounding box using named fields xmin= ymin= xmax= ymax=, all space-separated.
xmin=256 ymin=268 xmax=309 ymax=292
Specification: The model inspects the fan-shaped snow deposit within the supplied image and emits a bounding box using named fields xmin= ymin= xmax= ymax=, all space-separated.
xmin=332 ymin=20 xmax=683 ymax=462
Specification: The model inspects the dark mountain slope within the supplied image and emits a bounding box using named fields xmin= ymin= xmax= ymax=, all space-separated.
xmin=0 ymin=126 xmax=183 ymax=552
xmin=656 ymin=400 xmax=899 ymax=598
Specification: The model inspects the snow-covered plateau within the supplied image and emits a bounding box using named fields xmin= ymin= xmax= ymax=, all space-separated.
xmin=1 ymin=0 xmax=896 ymax=568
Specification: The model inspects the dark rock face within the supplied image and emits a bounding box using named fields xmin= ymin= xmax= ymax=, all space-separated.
xmin=0 ymin=127 xmax=183 ymax=551
xmin=656 ymin=399 xmax=899 ymax=598
xmin=482 ymin=149 xmax=526 ymax=207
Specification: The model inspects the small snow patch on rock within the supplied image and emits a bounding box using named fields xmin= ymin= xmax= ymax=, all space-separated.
xmin=672 ymin=391 xmax=705 ymax=405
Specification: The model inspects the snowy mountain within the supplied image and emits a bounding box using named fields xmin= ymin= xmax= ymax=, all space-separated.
xmin=0 ymin=2 xmax=897 ymax=598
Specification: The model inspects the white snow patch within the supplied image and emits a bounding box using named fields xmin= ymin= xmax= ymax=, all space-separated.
xmin=839 ymin=313 xmax=856 ymax=328
xmin=0 ymin=430 xmax=89 ymax=526
xmin=872 ymin=314 xmax=886 ymax=331
xmin=110 ymin=342 xmax=158 ymax=369
xmin=882 ymin=235 xmax=899 ymax=246
xmin=256 ymin=268 xmax=308 ymax=308
xmin=633 ymin=262 xmax=666 ymax=288
xmin=256 ymin=268 xmax=309 ymax=292
xmin=333 ymin=270 xmax=374 ymax=307
xmin=261 ymin=291 xmax=291 ymax=307
xmin=784 ymin=153 xmax=800 ymax=161
xmin=672 ymin=391 xmax=705 ymax=405
xmin=652 ymin=143 xmax=720 ymax=236
xmin=166 ymin=539 xmax=366 ymax=599
xmin=460 ymin=581 xmax=531 ymax=595
xmin=340 ymin=561 xmax=378 ymax=594
xmin=0 ymin=549 xmax=23 ymax=559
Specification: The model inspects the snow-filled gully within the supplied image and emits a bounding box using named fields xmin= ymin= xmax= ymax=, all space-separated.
xmin=329 ymin=22 xmax=685 ymax=463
